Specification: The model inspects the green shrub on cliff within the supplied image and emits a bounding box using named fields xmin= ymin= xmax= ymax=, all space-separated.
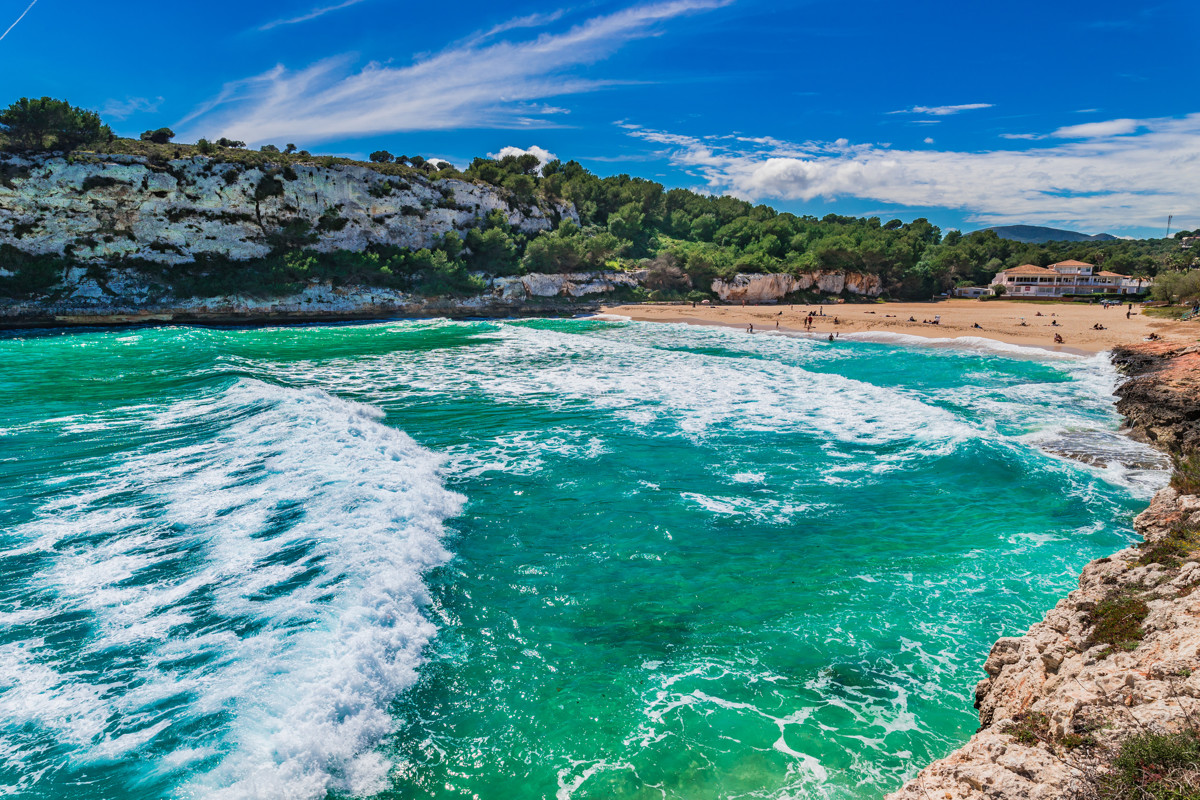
xmin=0 ymin=245 xmax=64 ymax=298
xmin=1170 ymin=453 xmax=1200 ymax=495
xmin=1099 ymin=730 xmax=1200 ymax=800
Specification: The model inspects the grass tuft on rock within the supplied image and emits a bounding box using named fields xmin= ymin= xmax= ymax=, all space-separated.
xmin=1098 ymin=730 xmax=1200 ymax=800
xmin=1171 ymin=453 xmax=1200 ymax=496
xmin=1138 ymin=528 xmax=1200 ymax=569
xmin=1086 ymin=592 xmax=1150 ymax=652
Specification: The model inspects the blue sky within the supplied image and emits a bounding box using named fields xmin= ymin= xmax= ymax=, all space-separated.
xmin=1 ymin=0 xmax=1197 ymax=236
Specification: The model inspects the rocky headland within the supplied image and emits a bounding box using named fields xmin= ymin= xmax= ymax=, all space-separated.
xmin=887 ymin=342 xmax=1200 ymax=800
xmin=0 ymin=153 xmax=883 ymax=327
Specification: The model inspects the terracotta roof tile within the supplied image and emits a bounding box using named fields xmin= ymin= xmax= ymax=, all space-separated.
xmin=1002 ymin=264 xmax=1055 ymax=275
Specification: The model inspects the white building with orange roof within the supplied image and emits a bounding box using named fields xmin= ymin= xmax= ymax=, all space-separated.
xmin=990 ymin=260 xmax=1146 ymax=298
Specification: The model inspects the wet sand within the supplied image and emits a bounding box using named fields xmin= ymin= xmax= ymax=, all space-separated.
xmin=599 ymin=299 xmax=1197 ymax=354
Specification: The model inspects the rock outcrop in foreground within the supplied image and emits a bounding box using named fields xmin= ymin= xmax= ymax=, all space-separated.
xmin=888 ymin=342 xmax=1200 ymax=800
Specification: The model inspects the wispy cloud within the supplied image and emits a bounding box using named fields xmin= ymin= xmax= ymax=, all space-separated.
xmin=1052 ymin=118 xmax=1141 ymax=138
xmin=889 ymin=103 xmax=994 ymax=116
xmin=101 ymin=96 xmax=164 ymax=120
xmin=623 ymin=113 xmax=1200 ymax=231
xmin=471 ymin=10 xmax=567 ymax=44
xmin=184 ymin=0 xmax=732 ymax=144
xmin=259 ymin=0 xmax=368 ymax=32
xmin=0 ymin=0 xmax=39 ymax=43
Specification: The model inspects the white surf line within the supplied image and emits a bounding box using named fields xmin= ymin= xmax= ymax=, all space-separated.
xmin=0 ymin=0 xmax=39 ymax=43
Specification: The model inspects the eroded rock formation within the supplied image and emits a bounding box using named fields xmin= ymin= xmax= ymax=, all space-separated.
xmin=711 ymin=271 xmax=883 ymax=303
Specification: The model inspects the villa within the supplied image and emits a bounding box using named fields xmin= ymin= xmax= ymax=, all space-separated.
xmin=990 ymin=260 xmax=1146 ymax=298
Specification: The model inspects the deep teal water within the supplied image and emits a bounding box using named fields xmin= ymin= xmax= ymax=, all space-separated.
xmin=0 ymin=319 xmax=1166 ymax=799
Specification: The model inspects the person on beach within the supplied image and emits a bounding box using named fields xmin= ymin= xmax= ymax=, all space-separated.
xmin=1127 ymin=310 xmax=1132 ymax=319
xmin=828 ymin=333 xmax=834 ymax=341
xmin=747 ymin=323 xmax=754 ymax=333
xmin=973 ymin=322 xmax=982 ymax=329
xmin=1054 ymin=333 xmax=1064 ymax=344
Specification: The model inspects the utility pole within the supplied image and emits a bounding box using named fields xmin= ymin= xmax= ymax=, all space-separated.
xmin=1166 ymin=214 xmax=1173 ymax=239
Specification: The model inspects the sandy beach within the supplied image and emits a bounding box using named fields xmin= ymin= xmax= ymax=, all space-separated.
xmin=600 ymin=299 xmax=1197 ymax=354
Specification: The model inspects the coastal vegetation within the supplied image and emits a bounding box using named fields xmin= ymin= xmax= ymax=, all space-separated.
xmin=1 ymin=96 xmax=1197 ymax=302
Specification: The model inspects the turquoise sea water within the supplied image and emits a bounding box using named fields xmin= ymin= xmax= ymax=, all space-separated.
xmin=0 ymin=319 xmax=1167 ymax=800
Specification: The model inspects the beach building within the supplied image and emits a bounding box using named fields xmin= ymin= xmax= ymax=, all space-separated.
xmin=991 ymin=260 xmax=1144 ymax=298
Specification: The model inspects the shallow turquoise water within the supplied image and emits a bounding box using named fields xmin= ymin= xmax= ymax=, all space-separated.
xmin=0 ymin=319 xmax=1166 ymax=799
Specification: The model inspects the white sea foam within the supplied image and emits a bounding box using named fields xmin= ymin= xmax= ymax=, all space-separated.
xmin=2 ymin=379 xmax=462 ymax=799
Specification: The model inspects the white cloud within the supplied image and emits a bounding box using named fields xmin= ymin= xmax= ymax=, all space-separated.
xmin=999 ymin=132 xmax=1043 ymax=140
xmin=469 ymin=10 xmax=566 ymax=44
xmin=623 ymin=113 xmax=1200 ymax=231
xmin=101 ymin=96 xmax=163 ymax=120
xmin=259 ymin=0 xmax=368 ymax=31
xmin=1052 ymin=118 xmax=1141 ymax=138
xmin=183 ymin=0 xmax=732 ymax=144
xmin=490 ymin=145 xmax=559 ymax=169
xmin=889 ymin=103 xmax=993 ymax=116
xmin=923 ymin=137 xmax=934 ymax=144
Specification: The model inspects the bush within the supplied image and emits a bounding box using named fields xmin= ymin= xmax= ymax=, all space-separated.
xmin=1171 ymin=453 xmax=1200 ymax=495
xmin=0 ymin=97 xmax=111 ymax=152
xmin=81 ymin=175 xmax=122 ymax=192
xmin=1086 ymin=591 xmax=1150 ymax=652
xmin=254 ymin=174 xmax=285 ymax=202
xmin=0 ymin=244 xmax=63 ymax=298
xmin=1099 ymin=730 xmax=1200 ymax=800
xmin=1138 ymin=527 xmax=1199 ymax=569
xmin=139 ymin=128 xmax=175 ymax=145
xmin=369 ymin=150 xmax=394 ymax=163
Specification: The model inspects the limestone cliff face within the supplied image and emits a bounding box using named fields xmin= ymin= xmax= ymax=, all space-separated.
xmin=0 ymin=268 xmax=640 ymax=326
xmin=1113 ymin=343 xmax=1200 ymax=456
xmin=887 ymin=343 xmax=1200 ymax=800
xmin=0 ymin=153 xmax=569 ymax=264
xmin=711 ymin=271 xmax=883 ymax=303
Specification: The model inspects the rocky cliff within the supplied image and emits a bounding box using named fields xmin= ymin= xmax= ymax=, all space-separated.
xmin=0 ymin=153 xmax=567 ymax=264
xmin=711 ymin=271 xmax=884 ymax=303
xmin=887 ymin=343 xmax=1200 ymax=800
xmin=0 ymin=268 xmax=642 ymax=327
xmin=1113 ymin=342 xmax=1200 ymax=456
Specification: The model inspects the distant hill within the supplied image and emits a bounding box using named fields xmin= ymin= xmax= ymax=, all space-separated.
xmin=982 ymin=225 xmax=1117 ymax=244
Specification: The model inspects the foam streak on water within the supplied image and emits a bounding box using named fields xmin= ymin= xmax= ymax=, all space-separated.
xmin=0 ymin=379 xmax=462 ymax=799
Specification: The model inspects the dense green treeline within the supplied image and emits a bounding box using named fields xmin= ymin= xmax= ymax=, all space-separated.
xmin=1 ymin=97 xmax=1197 ymax=302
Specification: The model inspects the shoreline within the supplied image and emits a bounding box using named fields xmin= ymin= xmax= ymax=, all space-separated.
xmin=591 ymin=312 xmax=1096 ymax=357
xmin=601 ymin=299 xmax=1196 ymax=355
xmin=0 ymin=304 xmax=601 ymax=332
